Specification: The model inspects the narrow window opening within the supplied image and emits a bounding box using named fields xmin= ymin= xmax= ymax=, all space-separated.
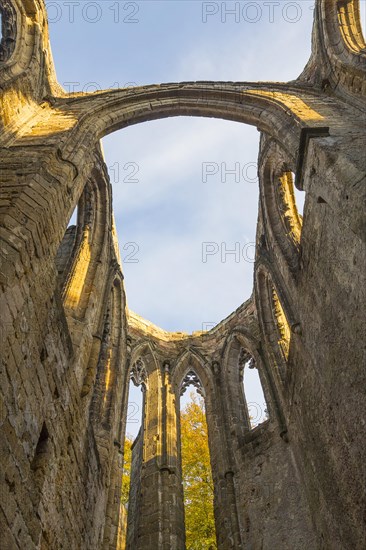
xmin=291 ymin=171 xmax=305 ymax=217
xmin=240 ymin=356 xmax=268 ymax=429
xmin=55 ymin=203 xmax=78 ymax=283
xmin=120 ymin=362 xmax=146 ymax=549
xmin=56 ymin=184 xmax=95 ymax=313
xmin=68 ymin=206 xmax=78 ymax=227
xmin=180 ymin=376 xmax=217 ymax=549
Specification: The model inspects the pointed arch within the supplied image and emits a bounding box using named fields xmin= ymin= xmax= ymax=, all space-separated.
xmin=221 ymin=328 xmax=286 ymax=443
xmin=52 ymin=81 xmax=333 ymax=174
xmin=83 ymin=270 xmax=127 ymax=550
xmin=129 ymin=340 xmax=159 ymax=377
xmin=258 ymin=135 xmax=304 ymax=275
xmin=172 ymin=348 xmax=214 ymax=399
xmin=254 ymin=261 xmax=296 ymax=393
xmin=89 ymin=272 xmax=125 ymax=434
xmin=60 ymin=158 xmax=112 ymax=322
xmin=128 ymin=340 xmax=162 ymax=463
xmin=302 ymin=0 xmax=366 ymax=99
xmin=321 ymin=0 xmax=366 ymax=57
xmin=172 ymin=348 xmax=242 ymax=548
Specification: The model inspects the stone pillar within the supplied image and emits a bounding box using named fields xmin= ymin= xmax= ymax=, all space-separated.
xmin=126 ymin=358 xmax=185 ymax=549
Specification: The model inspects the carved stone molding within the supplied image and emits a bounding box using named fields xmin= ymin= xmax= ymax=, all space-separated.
xmin=180 ymin=370 xmax=205 ymax=397
xmin=130 ymin=358 xmax=147 ymax=387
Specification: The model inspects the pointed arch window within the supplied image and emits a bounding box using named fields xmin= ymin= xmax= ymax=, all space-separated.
xmin=55 ymin=164 xmax=111 ymax=320
xmin=55 ymin=202 xmax=78 ymax=288
xmin=179 ymin=370 xmax=217 ymax=549
xmin=259 ymin=136 xmax=306 ymax=273
xmin=239 ymin=349 xmax=269 ymax=430
xmin=121 ymin=358 xmax=147 ymax=549
xmin=255 ymin=266 xmax=293 ymax=386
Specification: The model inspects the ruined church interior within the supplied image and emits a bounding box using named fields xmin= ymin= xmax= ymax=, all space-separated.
xmin=0 ymin=0 xmax=365 ymax=548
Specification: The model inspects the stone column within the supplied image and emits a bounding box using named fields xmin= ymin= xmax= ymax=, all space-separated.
xmin=126 ymin=358 xmax=185 ymax=549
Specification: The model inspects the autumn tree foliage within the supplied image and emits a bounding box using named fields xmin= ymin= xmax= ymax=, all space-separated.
xmin=120 ymin=394 xmax=217 ymax=549
xmin=180 ymin=392 xmax=217 ymax=550
xmin=121 ymin=435 xmax=133 ymax=507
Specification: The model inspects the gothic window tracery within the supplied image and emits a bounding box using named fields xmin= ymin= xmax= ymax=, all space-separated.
xmin=130 ymin=358 xmax=148 ymax=389
xmin=180 ymin=370 xmax=205 ymax=397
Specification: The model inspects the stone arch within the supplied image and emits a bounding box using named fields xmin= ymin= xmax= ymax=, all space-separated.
xmin=172 ymin=349 xmax=213 ymax=399
xmin=58 ymin=82 xmax=328 ymax=170
xmin=255 ymin=261 xmax=296 ymax=391
xmin=59 ymin=163 xmax=112 ymax=322
xmin=56 ymin=181 xmax=94 ymax=315
xmin=258 ymin=135 xmax=303 ymax=274
xmin=0 ymin=0 xmax=62 ymax=86
xmin=321 ymin=0 xmax=366 ymax=58
xmin=129 ymin=340 xmax=159 ymax=376
xmin=0 ymin=80 xmax=337 ymax=335
xmin=335 ymin=0 xmax=366 ymax=54
xmin=82 ymin=270 xmax=126 ymax=549
xmin=123 ymin=341 xmax=171 ymax=549
xmin=221 ymin=328 xmax=286 ymax=445
xmin=120 ymin=343 xmax=152 ymax=550
xmin=172 ymin=349 xmax=216 ymax=472
xmin=90 ymin=273 xmax=125 ymax=435
xmin=128 ymin=340 xmax=162 ymax=463
xmin=302 ymin=0 xmax=366 ymax=98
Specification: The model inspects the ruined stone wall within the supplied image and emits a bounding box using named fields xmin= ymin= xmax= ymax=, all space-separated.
xmin=126 ymin=303 xmax=318 ymax=549
xmin=0 ymin=143 xmax=129 ymax=548
xmin=0 ymin=0 xmax=365 ymax=549
xmin=280 ymin=140 xmax=366 ymax=548
xmin=254 ymin=125 xmax=366 ymax=547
